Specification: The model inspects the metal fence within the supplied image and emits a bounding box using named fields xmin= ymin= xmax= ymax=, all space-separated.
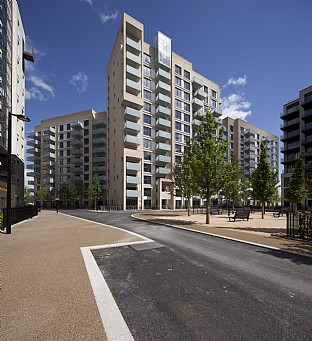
xmin=287 ymin=211 xmax=312 ymax=240
xmin=2 ymin=206 xmax=39 ymax=228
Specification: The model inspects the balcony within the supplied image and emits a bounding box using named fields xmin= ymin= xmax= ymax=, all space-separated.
xmin=280 ymin=130 xmax=300 ymax=142
xmin=126 ymin=51 xmax=141 ymax=67
xmin=192 ymin=119 xmax=201 ymax=127
xmin=93 ymin=119 xmax=107 ymax=127
xmin=71 ymin=167 xmax=83 ymax=174
xmin=280 ymin=117 xmax=300 ymax=130
xmin=124 ymin=106 xmax=141 ymax=122
xmin=71 ymin=139 xmax=83 ymax=147
xmin=156 ymin=155 xmax=171 ymax=164
xmin=194 ymin=109 xmax=205 ymax=117
xmin=23 ymin=45 xmax=34 ymax=62
xmin=156 ymin=142 xmax=171 ymax=154
xmin=244 ymin=145 xmax=256 ymax=152
xmin=192 ymin=98 xmax=203 ymax=109
xmin=156 ymin=130 xmax=171 ymax=142
xmin=126 ymin=36 xmax=141 ymax=54
xmin=71 ymin=158 xmax=83 ymax=165
xmin=42 ymin=152 xmax=56 ymax=159
xmin=302 ymin=121 xmax=312 ymax=133
xmin=43 ymin=169 xmax=55 ymax=176
xmin=72 ymin=149 xmax=83 ymax=156
xmin=42 ymin=160 xmax=55 ymax=168
xmin=26 ymin=171 xmax=40 ymax=177
xmin=124 ymin=134 xmax=140 ymax=147
xmin=126 ymin=65 xmax=141 ymax=81
xmin=156 ymin=68 xmax=171 ymax=82
xmin=71 ymin=130 xmax=83 ymax=138
xmin=244 ymin=154 xmax=256 ymax=161
xmin=192 ymin=76 xmax=204 ymax=88
xmin=194 ymin=88 xmax=206 ymax=99
xmin=281 ymin=142 xmax=300 ymax=153
xmin=244 ymin=137 xmax=256 ymax=145
xmin=93 ymin=166 xmax=107 ymax=172
xmin=211 ymin=106 xmax=222 ymax=117
xmin=126 ymin=190 xmax=140 ymax=198
xmin=126 ymin=79 xmax=141 ymax=95
xmin=126 ymin=176 xmax=141 ymax=185
xmin=282 ymin=154 xmax=299 ymax=164
xmin=156 ymin=93 xmax=171 ymax=106
xmin=70 ymin=121 xmax=83 ymax=130
xmin=124 ymin=121 xmax=141 ymax=134
xmin=27 ymin=139 xmax=40 ymax=147
xmin=156 ymin=105 xmax=171 ymax=119
xmin=156 ymin=118 xmax=171 ymax=130
xmin=303 ymin=135 xmax=312 ymax=146
xmin=280 ymin=105 xmax=300 ymax=119
xmin=27 ymin=131 xmax=40 ymax=140
xmin=42 ymin=177 xmax=55 ymax=184
xmin=156 ymin=80 xmax=170 ymax=94
xmin=93 ymin=156 xmax=106 ymax=163
xmin=43 ymin=127 xmax=56 ymax=135
xmin=72 ymin=175 xmax=83 ymax=182
xmin=302 ymin=94 xmax=312 ymax=109
xmin=93 ymin=147 xmax=105 ymax=154
xmin=156 ymin=167 xmax=171 ymax=175
xmin=98 ymin=175 xmax=107 ymax=181
xmin=126 ymin=162 xmax=141 ymax=172
xmin=27 ymin=155 xmax=40 ymax=162
xmin=244 ymin=129 xmax=255 ymax=137
xmin=92 ymin=137 xmax=107 ymax=145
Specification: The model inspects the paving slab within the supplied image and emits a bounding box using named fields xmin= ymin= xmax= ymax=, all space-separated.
xmin=1 ymin=210 xmax=142 ymax=341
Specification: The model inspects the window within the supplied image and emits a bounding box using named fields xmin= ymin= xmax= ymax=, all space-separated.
xmin=60 ymin=125 xmax=64 ymax=132
xmin=67 ymin=132 xmax=71 ymax=139
xmin=144 ymin=53 xmax=151 ymax=64
xmin=175 ymin=110 xmax=182 ymax=120
xmin=60 ymin=159 xmax=63 ymax=166
xmin=59 ymin=133 xmax=63 ymax=140
xmin=144 ymin=187 xmax=152 ymax=196
xmin=66 ymin=150 xmax=70 ymax=156
xmin=204 ymin=86 xmax=208 ymax=93
xmin=60 ymin=142 xmax=64 ymax=148
xmin=84 ymin=174 xmax=89 ymax=181
xmin=84 ymin=165 xmax=89 ymax=172
xmin=175 ymin=88 xmax=182 ymax=98
xmin=175 ymin=65 xmax=182 ymax=75
xmin=184 ymin=103 xmax=190 ymax=112
xmin=144 ymin=102 xmax=152 ymax=112
xmin=184 ymin=81 xmax=190 ymax=90
xmin=67 ymin=141 xmax=71 ymax=147
xmin=84 ymin=147 xmax=89 ymax=154
xmin=175 ymin=144 xmax=182 ymax=153
xmin=67 ymin=123 xmax=70 ymax=130
xmin=175 ymin=122 xmax=182 ymax=131
xmin=211 ymin=89 xmax=217 ymax=98
xmin=144 ymin=114 xmax=152 ymax=125
xmin=144 ymin=163 xmax=152 ymax=172
xmin=144 ymin=66 xmax=151 ymax=76
xmin=211 ymin=99 xmax=217 ymax=108
xmin=175 ymin=99 xmax=182 ymax=109
xmin=144 ymin=78 xmax=151 ymax=88
xmin=84 ymin=120 xmax=89 ymax=127
xmin=143 ymin=139 xmax=153 ymax=149
xmin=184 ymin=124 xmax=190 ymax=133
xmin=175 ymin=133 xmax=182 ymax=142
xmin=84 ymin=138 xmax=89 ymax=145
xmin=84 ymin=129 xmax=89 ymax=136
xmin=143 ymin=126 xmax=152 ymax=136
xmin=230 ymin=125 xmax=234 ymax=132
xmin=175 ymin=76 xmax=182 ymax=87
xmin=184 ymin=113 xmax=190 ymax=123
xmin=60 ymin=150 xmax=63 ymax=157
xmin=184 ymin=135 xmax=190 ymax=143
xmin=230 ymin=134 xmax=234 ymax=141
xmin=184 ymin=92 xmax=190 ymax=101
xmin=144 ymin=90 xmax=152 ymax=101
xmin=144 ymin=151 xmax=152 ymax=161
xmin=184 ymin=70 xmax=190 ymax=80
xmin=84 ymin=156 xmax=89 ymax=163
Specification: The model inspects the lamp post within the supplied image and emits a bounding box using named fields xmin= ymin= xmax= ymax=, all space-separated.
xmin=6 ymin=112 xmax=31 ymax=234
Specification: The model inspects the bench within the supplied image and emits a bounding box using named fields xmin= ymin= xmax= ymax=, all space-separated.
xmin=228 ymin=210 xmax=250 ymax=222
xmin=273 ymin=208 xmax=289 ymax=217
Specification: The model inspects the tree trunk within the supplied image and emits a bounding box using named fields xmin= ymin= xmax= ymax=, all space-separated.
xmin=261 ymin=200 xmax=265 ymax=219
xmin=187 ymin=196 xmax=191 ymax=216
xmin=206 ymin=198 xmax=210 ymax=224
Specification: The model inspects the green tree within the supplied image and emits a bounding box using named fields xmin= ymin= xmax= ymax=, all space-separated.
xmin=191 ymin=111 xmax=229 ymax=224
xmin=88 ymin=175 xmax=104 ymax=210
xmin=222 ymin=153 xmax=241 ymax=214
xmin=59 ymin=183 xmax=72 ymax=208
xmin=251 ymin=142 xmax=278 ymax=218
xmin=24 ymin=187 xmax=33 ymax=205
xmin=72 ymin=180 xmax=86 ymax=208
xmin=171 ymin=144 xmax=197 ymax=216
xmin=305 ymin=162 xmax=312 ymax=199
xmin=36 ymin=186 xmax=48 ymax=207
xmin=285 ymin=157 xmax=307 ymax=214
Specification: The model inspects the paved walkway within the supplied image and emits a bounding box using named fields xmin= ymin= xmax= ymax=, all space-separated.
xmin=2 ymin=210 xmax=311 ymax=340
xmin=1 ymin=211 xmax=142 ymax=341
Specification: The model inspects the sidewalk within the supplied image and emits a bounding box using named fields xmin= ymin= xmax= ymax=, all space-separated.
xmin=1 ymin=210 xmax=143 ymax=341
xmin=135 ymin=211 xmax=312 ymax=257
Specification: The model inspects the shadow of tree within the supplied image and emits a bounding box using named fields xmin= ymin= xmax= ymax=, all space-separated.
xmin=256 ymin=248 xmax=312 ymax=265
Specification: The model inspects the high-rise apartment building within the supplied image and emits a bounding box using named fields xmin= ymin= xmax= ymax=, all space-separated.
xmin=26 ymin=110 xmax=107 ymax=208
xmin=281 ymin=85 xmax=312 ymax=207
xmin=223 ymin=117 xmax=279 ymax=179
xmin=0 ymin=0 xmax=33 ymax=208
xmin=107 ymin=13 xmax=222 ymax=210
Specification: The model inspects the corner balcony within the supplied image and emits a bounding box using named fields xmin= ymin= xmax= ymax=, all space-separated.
xmin=126 ymin=51 xmax=141 ymax=67
xmin=156 ymin=105 xmax=171 ymax=119
xmin=126 ymin=79 xmax=141 ymax=95
xmin=126 ymin=176 xmax=141 ymax=185
xmin=156 ymin=155 xmax=171 ymax=164
xmin=244 ymin=129 xmax=256 ymax=137
xmin=124 ymin=121 xmax=141 ymax=134
xmin=71 ymin=121 xmax=83 ymax=130
xmin=93 ymin=119 xmax=107 ymax=127
xmin=27 ymin=139 xmax=40 ymax=147
xmin=194 ymin=88 xmax=206 ymax=99
xmin=126 ymin=37 xmax=141 ymax=54
xmin=192 ymin=76 xmax=204 ymax=89
xmin=244 ymin=137 xmax=256 ymax=145
xmin=126 ymin=65 xmax=141 ymax=82
xmin=27 ymin=131 xmax=41 ymax=140
xmin=156 ymin=118 xmax=171 ymax=130
xmin=124 ymin=107 xmax=141 ymax=122
xmin=156 ymin=130 xmax=171 ymax=142
xmin=243 ymin=153 xmax=256 ymax=161
xmin=156 ymin=68 xmax=171 ymax=82
xmin=156 ymin=93 xmax=171 ymax=106
xmin=156 ymin=142 xmax=171 ymax=154
xmin=124 ymin=134 xmax=140 ymax=148
xmin=280 ymin=118 xmax=300 ymax=131
xmin=192 ymin=97 xmax=203 ymax=109
xmin=126 ymin=189 xmax=140 ymax=198
xmin=156 ymin=80 xmax=170 ymax=94
xmin=156 ymin=167 xmax=171 ymax=175
xmin=43 ymin=134 xmax=56 ymax=143
xmin=302 ymin=94 xmax=312 ymax=109
xmin=43 ymin=127 xmax=55 ymax=135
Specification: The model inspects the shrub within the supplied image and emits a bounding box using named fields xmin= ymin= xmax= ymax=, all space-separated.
xmin=298 ymin=211 xmax=312 ymax=240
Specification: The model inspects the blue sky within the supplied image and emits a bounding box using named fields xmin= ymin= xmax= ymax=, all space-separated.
xmin=19 ymin=0 xmax=312 ymax=140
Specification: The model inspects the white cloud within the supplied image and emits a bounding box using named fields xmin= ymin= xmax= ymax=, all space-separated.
xmin=223 ymin=75 xmax=247 ymax=88
xmin=221 ymin=92 xmax=252 ymax=121
xmin=69 ymin=71 xmax=89 ymax=94
xmin=99 ymin=10 xmax=118 ymax=24
xmin=81 ymin=0 xmax=93 ymax=5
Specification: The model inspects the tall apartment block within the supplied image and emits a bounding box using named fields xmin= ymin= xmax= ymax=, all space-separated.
xmin=107 ymin=13 xmax=222 ymax=210
xmin=0 ymin=0 xmax=33 ymax=208
xmin=281 ymin=85 xmax=312 ymax=207
xmin=26 ymin=110 xmax=107 ymax=208
xmin=223 ymin=117 xmax=279 ymax=179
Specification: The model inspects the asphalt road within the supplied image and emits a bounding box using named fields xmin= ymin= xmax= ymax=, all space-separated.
xmin=65 ymin=210 xmax=312 ymax=341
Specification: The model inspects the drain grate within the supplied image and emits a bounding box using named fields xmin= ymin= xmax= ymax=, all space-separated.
xmin=130 ymin=242 xmax=165 ymax=251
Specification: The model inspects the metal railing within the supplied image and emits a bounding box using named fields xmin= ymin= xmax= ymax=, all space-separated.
xmin=287 ymin=211 xmax=312 ymax=240
xmin=2 ymin=206 xmax=39 ymax=228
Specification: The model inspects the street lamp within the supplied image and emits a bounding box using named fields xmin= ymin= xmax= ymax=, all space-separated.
xmin=6 ymin=112 xmax=31 ymax=234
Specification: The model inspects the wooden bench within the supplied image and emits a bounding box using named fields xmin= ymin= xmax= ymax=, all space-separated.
xmin=228 ymin=210 xmax=250 ymax=222
xmin=273 ymin=208 xmax=289 ymax=217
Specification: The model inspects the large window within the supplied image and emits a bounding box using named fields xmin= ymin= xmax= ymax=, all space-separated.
xmin=144 ymin=163 xmax=152 ymax=172
xmin=184 ymin=103 xmax=190 ymax=112
xmin=184 ymin=81 xmax=190 ymax=90
xmin=184 ymin=113 xmax=190 ymax=123
xmin=175 ymin=99 xmax=182 ymax=109
xmin=144 ymin=114 xmax=152 ymax=125
xmin=143 ymin=139 xmax=153 ymax=149
xmin=184 ymin=92 xmax=190 ymax=101
xmin=184 ymin=70 xmax=190 ymax=80
xmin=175 ymin=122 xmax=182 ymax=131
xmin=175 ymin=144 xmax=182 ymax=153
xmin=211 ymin=89 xmax=217 ymax=98
xmin=175 ymin=76 xmax=182 ymax=87
xmin=175 ymin=133 xmax=182 ymax=142
xmin=184 ymin=124 xmax=190 ymax=134
xmin=175 ymin=65 xmax=182 ymax=75
xmin=144 ymin=102 xmax=152 ymax=112
xmin=144 ymin=78 xmax=151 ymax=89
xmin=143 ymin=126 xmax=152 ymax=136
xmin=144 ymin=151 xmax=152 ymax=160
xmin=144 ymin=90 xmax=152 ymax=101
xmin=175 ymin=87 xmax=182 ymax=98
xmin=144 ymin=66 xmax=151 ymax=77
xmin=144 ymin=53 xmax=151 ymax=64
xmin=175 ymin=110 xmax=182 ymax=120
